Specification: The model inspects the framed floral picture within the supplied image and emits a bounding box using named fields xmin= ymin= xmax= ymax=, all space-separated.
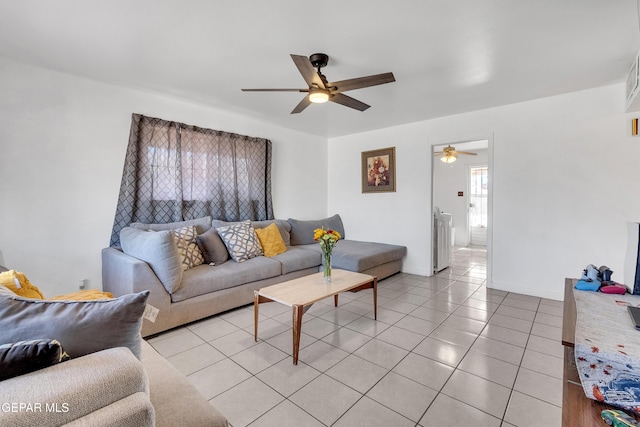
xmin=361 ymin=147 xmax=396 ymax=193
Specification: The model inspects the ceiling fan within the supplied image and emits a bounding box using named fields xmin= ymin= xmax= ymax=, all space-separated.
xmin=434 ymin=145 xmax=478 ymax=163
xmin=241 ymin=53 xmax=395 ymax=114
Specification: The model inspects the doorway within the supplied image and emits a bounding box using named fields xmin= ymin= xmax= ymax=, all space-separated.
xmin=468 ymin=165 xmax=488 ymax=246
xmin=431 ymin=137 xmax=493 ymax=284
xmin=432 ymin=139 xmax=490 ymax=248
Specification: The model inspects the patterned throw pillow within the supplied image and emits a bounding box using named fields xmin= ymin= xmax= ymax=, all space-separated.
xmin=0 ymin=339 xmax=70 ymax=381
xmin=172 ymin=226 xmax=204 ymax=270
xmin=215 ymin=220 xmax=263 ymax=263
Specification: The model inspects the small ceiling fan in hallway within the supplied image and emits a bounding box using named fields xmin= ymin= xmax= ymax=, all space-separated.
xmin=241 ymin=53 xmax=395 ymax=114
xmin=434 ymin=145 xmax=478 ymax=163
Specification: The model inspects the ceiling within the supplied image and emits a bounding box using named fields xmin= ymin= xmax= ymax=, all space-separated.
xmin=0 ymin=1 xmax=639 ymax=138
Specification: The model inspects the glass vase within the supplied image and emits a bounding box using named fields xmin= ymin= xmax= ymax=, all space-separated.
xmin=323 ymin=252 xmax=332 ymax=284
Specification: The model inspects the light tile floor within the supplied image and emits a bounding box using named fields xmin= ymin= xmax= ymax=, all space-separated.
xmin=147 ymin=247 xmax=563 ymax=427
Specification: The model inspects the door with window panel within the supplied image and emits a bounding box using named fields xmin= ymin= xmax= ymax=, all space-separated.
xmin=468 ymin=166 xmax=488 ymax=246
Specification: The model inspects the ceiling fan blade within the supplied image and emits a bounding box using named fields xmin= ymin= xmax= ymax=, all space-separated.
xmin=330 ymin=93 xmax=370 ymax=111
xmin=433 ymin=151 xmax=443 ymax=155
xmin=291 ymin=96 xmax=312 ymax=114
xmin=241 ymin=88 xmax=308 ymax=92
xmin=290 ymin=54 xmax=326 ymax=89
xmin=329 ymin=72 xmax=395 ymax=93
xmin=456 ymin=151 xmax=478 ymax=155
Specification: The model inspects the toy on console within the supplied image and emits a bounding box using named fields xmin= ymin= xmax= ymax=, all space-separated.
xmin=600 ymin=409 xmax=639 ymax=427
xmin=600 ymin=283 xmax=629 ymax=294
xmin=576 ymin=264 xmax=603 ymax=291
xmin=576 ymin=265 xmax=629 ymax=294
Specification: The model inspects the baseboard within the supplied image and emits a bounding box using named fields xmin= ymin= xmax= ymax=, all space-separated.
xmin=488 ymin=280 xmax=564 ymax=301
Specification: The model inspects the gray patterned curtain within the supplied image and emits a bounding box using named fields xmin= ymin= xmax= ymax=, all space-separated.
xmin=109 ymin=114 xmax=273 ymax=247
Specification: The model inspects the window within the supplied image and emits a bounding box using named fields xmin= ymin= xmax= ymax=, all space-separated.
xmin=110 ymin=114 xmax=273 ymax=247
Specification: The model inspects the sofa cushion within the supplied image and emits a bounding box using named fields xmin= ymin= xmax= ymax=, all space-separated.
xmin=141 ymin=340 xmax=228 ymax=426
xmin=170 ymin=256 xmax=282 ymax=302
xmin=298 ymin=240 xmax=407 ymax=272
xmin=196 ymin=227 xmax=230 ymax=265
xmin=255 ymin=223 xmax=287 ymax=257
xmin=172 ymin=226 xmax=204 ymax=270
xmin=120 ymin=227 xmax=183 ymax=294
xmin=0 ymin=338 xmax=70 ymax=381
xmin=288 ymin=214 xmax=345 ymax=246
xmin=215 ymin=220 xmax=263 ymax=263
xmin=272 ymin=247 xmax=322 ymax=275
xmin=130 ymin=216 xmax=212 ymax=235
xmin=0 ymin=285 xmax=149 ymax=359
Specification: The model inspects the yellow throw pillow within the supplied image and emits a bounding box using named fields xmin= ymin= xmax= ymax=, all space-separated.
xmin=49 ymin=290 xmax=114 ymax=301
xmin=0 ymin=270 xmax=44 ymax=299
xmin=255 ymin=223 xmax=287 ymax=257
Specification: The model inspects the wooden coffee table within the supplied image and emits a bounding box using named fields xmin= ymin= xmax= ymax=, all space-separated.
xmin=254 ymin=269 xmax=377 ymax=365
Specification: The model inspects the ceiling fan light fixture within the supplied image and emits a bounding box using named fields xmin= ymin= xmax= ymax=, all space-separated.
xmin=440 ymin=152 xmax=457 ymax=163
xmin=308 ymin=89 xmax=330 ymax=103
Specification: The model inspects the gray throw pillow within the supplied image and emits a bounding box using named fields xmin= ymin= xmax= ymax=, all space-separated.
xmin=288 ymin=214 xmax=346 ymax=246
xmin=196 ymin=228 xmax=229 ymax=265
xmin=0 ymin=286 xmax=149 ymax=359
xmin=120 ymin=227 xmax=183 ymax=294
xmin=215 ymin=220 xmax=263 ymax=263
xmin=130 ymin=216 xmax=212 ymax=235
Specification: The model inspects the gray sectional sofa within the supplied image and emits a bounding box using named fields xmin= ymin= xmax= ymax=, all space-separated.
xmin=103 ymin=215 xmax=406 ymax=337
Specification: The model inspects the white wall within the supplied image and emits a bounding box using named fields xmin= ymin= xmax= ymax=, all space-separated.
xmin=3 ymin=55 xmax=639 ymax=302
xmin=329 ymin=84 xmax=640 ymax=300
xmin=433 ymin=148 xmax=489 ymax=247
xmin=0 ymin=57 xmax=327 ymax=296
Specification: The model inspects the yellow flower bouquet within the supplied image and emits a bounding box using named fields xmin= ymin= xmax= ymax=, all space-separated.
xmin=314 ymin=227 xmax=341 ymax=283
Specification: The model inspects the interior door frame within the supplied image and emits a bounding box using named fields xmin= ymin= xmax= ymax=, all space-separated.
xmin=429 ymin=135 xmax=494 ymax=288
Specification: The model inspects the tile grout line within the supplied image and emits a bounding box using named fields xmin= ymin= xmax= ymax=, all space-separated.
xmin=152 ymin=248 xmax=564 ymax=426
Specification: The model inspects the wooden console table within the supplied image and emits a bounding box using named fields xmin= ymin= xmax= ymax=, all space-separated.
xmin=561 ymin=278 xmax=639 ymax=426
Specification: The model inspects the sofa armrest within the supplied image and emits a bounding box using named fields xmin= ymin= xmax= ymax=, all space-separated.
xmin=102 ymin=247 xmax=171 ymax=314
xmin=0 ymin=347 xmax=152 ymax=427
xmin=65 ymin=392 xmax=154 ymax=427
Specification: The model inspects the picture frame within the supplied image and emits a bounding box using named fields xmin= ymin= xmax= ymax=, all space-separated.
xmin=361 ymin=147 xmax=396 ymax=193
